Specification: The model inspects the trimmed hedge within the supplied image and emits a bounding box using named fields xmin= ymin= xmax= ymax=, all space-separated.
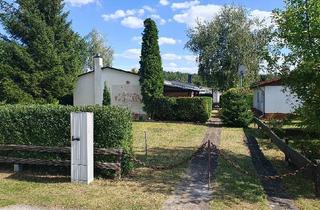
xmin=0 ymin=105 xmax=133 ymax=175
xmin=152 ymin=97 xmax=212 ymax=123
xmin=220 ymin=88 xmax=253 ymax=127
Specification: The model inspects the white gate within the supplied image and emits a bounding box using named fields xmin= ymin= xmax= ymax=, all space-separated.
xmin=70 ymin=112 xmax=94 ymax=184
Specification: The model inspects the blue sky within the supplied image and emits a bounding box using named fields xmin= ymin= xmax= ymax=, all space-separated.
xmin=40 ymin=1 xmax=287 ymax=73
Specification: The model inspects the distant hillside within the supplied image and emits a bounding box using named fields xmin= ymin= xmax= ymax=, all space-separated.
xmin=164 ymin=71 xmax=204 ymax=86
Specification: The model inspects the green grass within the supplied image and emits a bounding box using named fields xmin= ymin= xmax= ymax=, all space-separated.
xmin=210 ymin=128 xmax=269 ymax=210
xmin=0 ymin=122 xmax=207 ymax=210
xmin=248 ymin=126 xmax=320 ymax=210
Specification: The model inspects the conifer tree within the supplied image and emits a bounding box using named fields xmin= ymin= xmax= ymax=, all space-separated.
xmin=0 ymin=0 xmax=86 ymax=104
xmin=139 ymin=18 xmax=164 ymax=115
xmin=102 ymin=83 xmax=111 ymax=106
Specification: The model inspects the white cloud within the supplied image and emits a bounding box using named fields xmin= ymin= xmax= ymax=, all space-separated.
xmin=162 ymin=53 xmax=182 ymax=61
xmin=250 ymin=10 xmax=274 ymax=28
xmin=173 ymin=4 xmax=222 ymax=26
xmin=143 ymin=5 xmax=156 ymax=13
xmin=184 ymin=55 xmax=197 ymax=62
xmin=115 ymin=49 xmax=140 ymax=60
xmin=131 ymin=36 xmax=141 ymax=42
xmin=171 ymin=0 xmax=200 ymax=10
xmin=168 ymin=62 xmax=178 ymax=67
xmin=150 ymin=14 xmax=166 ymax=25
xmin=159 ymin=37 xmax=178 ymax=45
xmin=159 ymin=0 xmax=169 ymax=6
xmin=65 ymin=0 xmax=96 ymax=6
xmin=164 ymin=66 xmax=196 ymax=73
xmin=121 ymin=16 xmax=144 ymax=29
xmin=102 ymin=9 xmax=144 ymax=21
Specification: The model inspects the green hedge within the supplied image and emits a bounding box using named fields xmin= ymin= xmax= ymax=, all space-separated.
xmin=220 ymin=88 xmax=253 ymax=127
xmin=152 ymin=97 xmax=212 ymax=123
xmin=0 ymin=105 xmax=133 ymax=175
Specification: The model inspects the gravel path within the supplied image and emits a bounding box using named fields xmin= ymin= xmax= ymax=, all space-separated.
xmin=245 ymin=133 xmax=298 ymax=210
xmin=162 ymin=119 xmax=221 ymax=210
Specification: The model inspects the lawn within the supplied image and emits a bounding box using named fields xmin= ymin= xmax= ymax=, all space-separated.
xmin=248 ymin=126 xmax=320 ymax=210
xmin=210 ymin=128 xmax=269 ymax=210
xmin=0 ymin=122 xmax=207 ymax=210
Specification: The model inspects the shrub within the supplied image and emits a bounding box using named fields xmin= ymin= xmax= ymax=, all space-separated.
xmin=102 ymin=83 xmax=111 ymax=105
xmin=152 ymin=97 xmax=212 ymax=123
xmin=0 ymin=105 xmax=133 ymax=175
xmin=152 ymin=97 xmax=176 ymax=120
xmin=175 ymin=97 xmax=212 ymax=123
xmin=220 ymin=88 xmax=253 ymax=127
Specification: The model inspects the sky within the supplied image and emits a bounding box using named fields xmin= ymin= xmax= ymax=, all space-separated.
xmin=23 ymin=1 xmax=287 ymax=73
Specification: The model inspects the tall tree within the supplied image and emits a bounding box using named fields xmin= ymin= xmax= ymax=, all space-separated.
xmin=186 ymin=5 xmax=273 ymax=91
xmin=274 ymin=0 xmax=320 ymax=133
xmin=0 ymin=0 xmax=86 ymax=104
xmin=85 ymin=29 xmax=113 ymax=70
xmin=139 ymin=18 xmax=164 ymax=115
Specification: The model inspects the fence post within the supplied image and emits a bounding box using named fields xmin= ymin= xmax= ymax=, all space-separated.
xmin=284 ymin=139 xmax=289 ymax=163
xmin=315 ymin=159 xmax=320 ymax=197
xmin=144 ymin=131 xmax=148 ymax=160
xmin=208 ymin=139 xmax=211 ymax=189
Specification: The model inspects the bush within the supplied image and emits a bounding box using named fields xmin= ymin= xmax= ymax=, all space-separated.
xmin=220 ymin=88 xmax=253 ymax=127
xmin=0 ymin=105 xmax=133 ymax=175
xmin=152 ymin=97 xmax=212 ymax=123
xmin=152 ymin=97 xmax=176 ymax=120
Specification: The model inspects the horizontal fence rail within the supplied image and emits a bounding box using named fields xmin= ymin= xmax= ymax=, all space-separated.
xmin=253 ymin=117 xmax=320 ymax=197
xmin=0 ymin=144 xmax=123 ymax=178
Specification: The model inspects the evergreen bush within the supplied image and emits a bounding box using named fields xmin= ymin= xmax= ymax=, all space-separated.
xmin=0 ymin=105 xmax=133 ymax=175
xmin=220 ymin=88 xmax=253 ymax=127
xmin=152 ymin=97 xmax=212 ymax=123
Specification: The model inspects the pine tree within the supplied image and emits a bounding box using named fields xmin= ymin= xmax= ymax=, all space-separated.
xmin=0 ymin=0 xmax=86 ymax=104
xmin=139 ymin=18 xmax=164 ymax=115
xmin=102 ymin=83 xmax=111 ymax=106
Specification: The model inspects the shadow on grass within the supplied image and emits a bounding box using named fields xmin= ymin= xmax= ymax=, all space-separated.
xmin=1 ymin=147 xmax=197 ymax=196
xmin=245 ymin=127 xmax=318 ymax=200
xmin=212 ymin=149 xmax=267 ymax=204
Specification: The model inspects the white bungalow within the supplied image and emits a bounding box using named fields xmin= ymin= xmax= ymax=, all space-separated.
xmin=251 ymin=78 xmax=300 ymax=119
xmin=73 ymin=55 xmax=145 ymax=115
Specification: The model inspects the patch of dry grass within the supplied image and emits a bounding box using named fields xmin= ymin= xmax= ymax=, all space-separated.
xmin=210 ymin=128 xmax=269 ymax=210
xmin=0 ymin=122 xmax=207 ymax=210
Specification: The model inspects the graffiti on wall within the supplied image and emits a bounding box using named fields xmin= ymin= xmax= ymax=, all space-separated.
xmin=112 ymin=85 xmax=143 ymax=110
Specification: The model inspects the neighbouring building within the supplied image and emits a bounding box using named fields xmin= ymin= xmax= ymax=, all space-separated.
xmin=164 ymin=80 xmax=200 ymax=97
xmin=251 ymin=78 xmax=300 ymax=119
xmin=73 ymin=55 xmax=206 ymax=115
xmin=74 ymin=55 xmax=145 ymax=115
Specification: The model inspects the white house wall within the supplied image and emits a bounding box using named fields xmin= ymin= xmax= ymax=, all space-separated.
xmin=253 ymin=87 xmax=265 ymax=113
xmin=73 ymin=68 xmax=145 ymax=115
xmin=74 ymin=73 xmax=94 ymax=105
xmin=264 ymin=86 xmax=299 ymax=114
xmin=101 ymin=69 xmax=145 ymax=115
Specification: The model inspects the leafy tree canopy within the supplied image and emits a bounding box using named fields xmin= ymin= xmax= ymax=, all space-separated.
xmin=274 ymin=0 xmax=320 ymax=133
xmin=0 ymin=0 xmax=86 ymax=104
xmin=84 ymin=29 xmax=113 ymax=71
xmin=186 ymin=5 xmax=273 ymax=91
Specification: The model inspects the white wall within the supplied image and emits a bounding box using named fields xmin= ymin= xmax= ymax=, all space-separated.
xmin=73 ymin=73 xmax=94 ymax=105
xmin=253 ymin=87 xmax=265 ymax=113
xmin=102 ymin=69 xmax=145 ymax=115
xmin=264 ymin=86 xmax=299 ymax=114
xmin=73 ymin=68 xmax=145 ymax=115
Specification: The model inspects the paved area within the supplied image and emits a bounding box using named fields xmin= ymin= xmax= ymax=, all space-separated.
xmin=245 ymin=134 xmax=298 ymax=210
xmin=162 ymin=118 xmax=221 ymax=210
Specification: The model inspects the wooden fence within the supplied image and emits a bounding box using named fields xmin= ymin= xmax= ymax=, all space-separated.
xmin=0 ymin=144 xmax=123 ymax=178
xmin=253 ymin=117 xmax=320 ymax=197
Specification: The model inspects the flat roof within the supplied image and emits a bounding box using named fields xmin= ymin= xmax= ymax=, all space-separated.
xmin=250 ymin=78 xmax=282 ymax=89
